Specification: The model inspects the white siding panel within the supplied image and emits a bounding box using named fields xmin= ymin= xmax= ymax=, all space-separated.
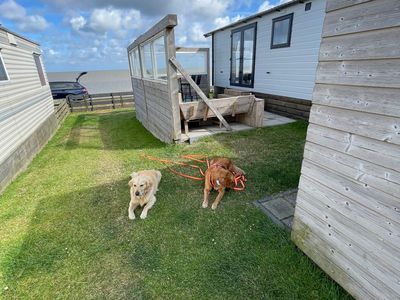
xmin=213 ymin=0 xmax=326 ymax=100
xmin=0 ymin=30 xmax=54 ymax=166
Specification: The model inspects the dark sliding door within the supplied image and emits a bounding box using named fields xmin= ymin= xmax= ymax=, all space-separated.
xmin=230 ymin=23 xmax=257 ymax=88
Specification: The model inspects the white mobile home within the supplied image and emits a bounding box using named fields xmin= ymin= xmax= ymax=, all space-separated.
xmin=205 ymin=0 xmax=326 ymax=119
xmin=0 ymin=26 xmax=57 ymax=193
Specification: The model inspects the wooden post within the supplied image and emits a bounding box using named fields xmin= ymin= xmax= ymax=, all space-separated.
xmin=111 ymin=93 xmax=115 ymax=109
xmin=120 ymin=94 xmax=124 ymax=107
xmin=169 ymin=57 xmax=232 ymax=131
xmin=84 ymin=94 xmax=89 ymax=111
xmin=66 ymin=95 xmax=73 ymax=112
xmin=89 ymin=94 xmax=93 ymax=111
xmin=165 ymin=26 xmax=182 ymax=141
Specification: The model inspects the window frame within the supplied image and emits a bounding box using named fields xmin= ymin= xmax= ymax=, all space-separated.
xmin=139 ymin=32 xmax=167 ymax=81
xmin=0 ymin=51 xmax=10 ymax=83
xmin=229 ymin=22 xmax=257 ymax=88
xmin=270 ymin=13 xmax=294 ymax=49
xmin=129 ymin=47 xmax=142 ymax=78
xmin=33 ymin=53 xmax=46 ymax=86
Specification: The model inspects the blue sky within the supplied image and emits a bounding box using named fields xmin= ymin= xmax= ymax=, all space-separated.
xmin=0 ymin=0 xmax=289 ymax=72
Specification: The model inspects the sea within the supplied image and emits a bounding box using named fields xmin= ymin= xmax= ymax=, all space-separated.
xmin=47 ymin=69 xmax=132 ymax=94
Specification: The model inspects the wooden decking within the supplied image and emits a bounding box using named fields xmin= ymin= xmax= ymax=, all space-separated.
xmin=183 ymin=111 xmax=294 ymax=143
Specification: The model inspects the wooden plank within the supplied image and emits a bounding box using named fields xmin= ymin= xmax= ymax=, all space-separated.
xmin=313 ymin=84 xmax=400 ymax=117
xmin=265 ymin=103 xmax=310 ymax=118
xmin=292 ymin=217 xmax=376 ymax=300
xmin=306 ymin=124 xmax=400 ymax=172
xmin=163 ymin=27 xmax=181 ymax=142
xmin=265 ymin=98 xmax=310 ymax=112
xmin=179 ymin=96 xmax=252 ymax=120
xmin=169 ymin=56 xmax=231 ymax=131
xmin=309 ymin=105 xmax=400 ymax=145
xmin=304 ymin=142 xmax=400 ymax=197
xmin=323 ymin=0 xmax=400 ymax=37
xmin=301 ymin=159 xmax=400 ymax=224
xmin=316 ymin=60 xmax=400 ymax=88
xmin=127 ymin=14 xmax=177 ymax=51
xmin=320 ymin=27 xmax=400 ymax=61
xmin=294 ymin=204 xmax=400 ymax=298
xmin=326 ymin=0 xmax=372 ymax=12
xmin=300 ymin=176 xmax=400 ymax=239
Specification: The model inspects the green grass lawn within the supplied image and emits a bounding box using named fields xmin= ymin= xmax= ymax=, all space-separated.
xmin=0 ymin=109 xmax=351 ymax=299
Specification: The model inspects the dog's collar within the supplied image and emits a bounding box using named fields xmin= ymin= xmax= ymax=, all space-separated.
xmin=209 ymin=163 xmax=226 ymax=170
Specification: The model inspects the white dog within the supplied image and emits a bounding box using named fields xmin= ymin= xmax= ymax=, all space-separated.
xmin=128 ymin=170 xmax=162 ymax=220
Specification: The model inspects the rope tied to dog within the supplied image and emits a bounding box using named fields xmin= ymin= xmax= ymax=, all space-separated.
xmin=141 ymin=154 xmax=246 ymax=191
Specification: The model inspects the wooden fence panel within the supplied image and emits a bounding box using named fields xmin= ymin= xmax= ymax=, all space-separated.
xmin=66 ymin=92 xmax=134 ymax=112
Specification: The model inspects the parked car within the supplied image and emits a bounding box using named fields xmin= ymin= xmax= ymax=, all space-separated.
xmin=49 ymin=81 xmax=88 ymax=100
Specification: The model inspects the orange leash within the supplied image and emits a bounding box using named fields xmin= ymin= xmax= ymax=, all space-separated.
xmin=141 ymin=154 xmax=246 ymax=191
xmin=141 ymin=154 xmax=207 ymax=180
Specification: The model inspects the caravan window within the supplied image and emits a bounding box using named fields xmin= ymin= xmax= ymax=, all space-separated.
xmin=33 ymin=54 xmax=46 ymax=86
xmin=271 ymin=13 xmax=293 ymax=49
xmin=0 ymin=52 xmax=9 ymax=81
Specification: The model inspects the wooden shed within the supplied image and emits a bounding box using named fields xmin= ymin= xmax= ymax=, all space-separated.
xmin=291 ymin=0 xmax=400 ymax=298
xmin=127 ymin=15 xmax=264 ymax=143
xmin=0 ymin=26 xmax=57 ymax=193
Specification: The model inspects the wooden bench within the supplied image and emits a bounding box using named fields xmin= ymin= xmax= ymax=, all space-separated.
xmin=179 ymin=95 xmax=264 ymax=134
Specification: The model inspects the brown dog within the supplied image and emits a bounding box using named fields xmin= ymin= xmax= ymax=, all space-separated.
xmin=202 ymin=157 xmax=245 ymax=210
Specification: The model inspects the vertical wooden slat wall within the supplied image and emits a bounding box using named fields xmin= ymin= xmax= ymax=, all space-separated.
xmin=291 ymin=0 xmax=400 ymax=299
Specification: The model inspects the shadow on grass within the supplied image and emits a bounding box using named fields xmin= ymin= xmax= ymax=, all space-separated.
xmin=1 ymin=177 xmax=147 ymax=298
xmin=65 ymin=110 xmax=164 ymax=150
xmin=1 ymin=118 xmax=350 ymax=299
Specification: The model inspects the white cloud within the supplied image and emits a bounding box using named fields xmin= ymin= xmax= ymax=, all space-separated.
xmin=0 ymin=0 xmax=49 ymax=32
xmin=258 ymin=1 xmax=274 ymax=12
xmin=70 ymin=7 xmax=141 ymax=37
xmin=190 ymin=23 xmax=207 ymax=42
xmin=0 ymin=0 xmax=25 ymax=20
xmin=214 ymin=14 xmax=243 ymax=28
xmin=258 ymin=0 xmax=292 ymax=12
xmin=70 ymin=16 xmax=87 ymax=31
xmin=190 ymin=0 xmax=233 ymax=18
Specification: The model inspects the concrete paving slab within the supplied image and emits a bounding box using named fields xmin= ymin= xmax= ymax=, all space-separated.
xmin=255 ymin=188 xmax=298 ymax=230
xmin=186 ymin=111 xmax=295 ymax=143
xmin=262 ymin=198 xmax=294 ymax=220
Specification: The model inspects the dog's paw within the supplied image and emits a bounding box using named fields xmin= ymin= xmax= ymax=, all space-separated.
xmin=128 ymin=214 xmax=136 ymax=220
xmin=202 ymin=202 xmax=208 ymax=208
xmin=140 ymin=212 xmax=147 ymax=219
xmin=211 ymin=203 xmax=218 ymax=210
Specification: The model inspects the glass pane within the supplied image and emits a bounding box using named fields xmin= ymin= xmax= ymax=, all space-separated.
xmin=133 ymin=48 xmax=141 ymax=77
xmin=176 ymin=51 xmax=207 ymax=75
xmin=242 ymin=27 xmax=254 ymax=86
xmin=0 ymin=56 xmax=7 ymax=81
xmin=230 ymin=31 xmax=241 ymax=84
xmin=153 ymin=36 xmax=167 ymax=80
xmin=129 ymin=50 xmax=135 ymax=76
xmin=273 ymin=18 xmax=290 ymax=46
xmin=33 ymin=54 xmax=46 ymax=86
xmin=142 ymin=43 xmax=153 ymax=79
